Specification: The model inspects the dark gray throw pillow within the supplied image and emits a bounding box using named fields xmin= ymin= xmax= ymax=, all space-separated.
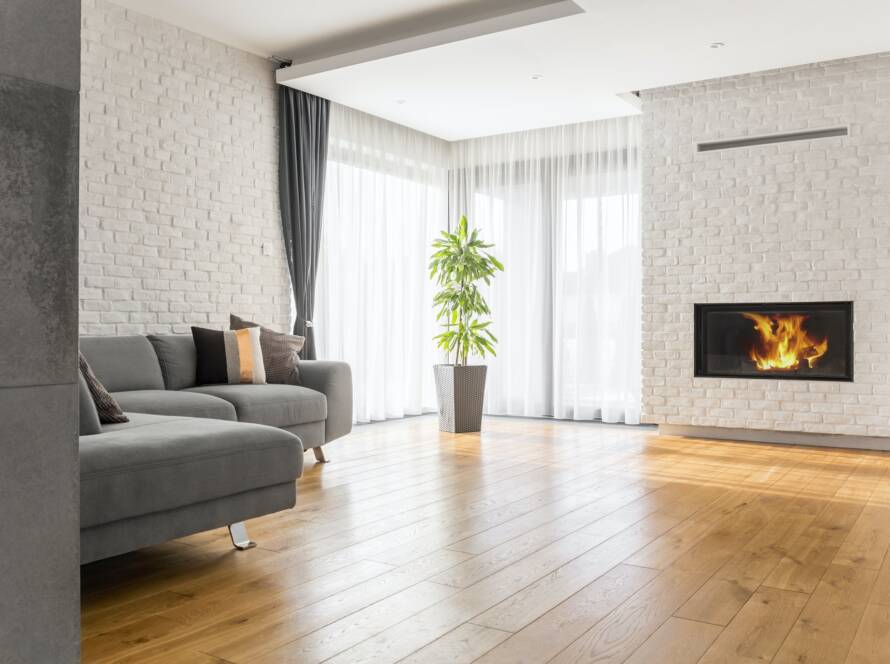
xmin=147 ymin=334 xmax=198 ymax=390
xmin=230 ymin=314 xmax=304 ymax=384
xmin=78 ymin=373 xmax=103 ymax=435
xmin=79 ymin=352 xmax=128 ymax=424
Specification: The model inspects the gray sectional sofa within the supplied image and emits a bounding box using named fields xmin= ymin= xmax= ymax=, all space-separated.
xmin=78 ymin=334 xmax=352 ymax=563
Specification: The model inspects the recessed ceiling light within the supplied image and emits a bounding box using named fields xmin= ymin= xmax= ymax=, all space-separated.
xmin=395 ymin=99 xmax=407 ymax=105
xmin=710 ymin=42 xmax=725 ymax=49
xmin=531 ymin=73 xmax=544 ymax=80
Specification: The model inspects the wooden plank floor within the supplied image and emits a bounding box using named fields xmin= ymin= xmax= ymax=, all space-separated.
xmin=80 ymin=415 xmax=890 ymax=664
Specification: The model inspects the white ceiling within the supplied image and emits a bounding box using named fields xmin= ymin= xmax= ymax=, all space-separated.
xmin=111 ymin=0 xmax=890 ymax=140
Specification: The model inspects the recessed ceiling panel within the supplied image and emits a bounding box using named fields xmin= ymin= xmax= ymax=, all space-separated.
xmin=110 ymin=0 xmax=890 ymax=140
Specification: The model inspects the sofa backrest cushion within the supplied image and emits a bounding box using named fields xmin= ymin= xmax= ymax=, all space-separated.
xmin=79 ymin=336 xmax=165 ymax=392
xmin=78 ymin=373 xmax=103 ymax=436
xmin=148 ymin=334 xmax=198 ymax=390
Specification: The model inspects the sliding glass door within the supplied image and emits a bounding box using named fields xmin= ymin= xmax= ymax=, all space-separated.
xmin=314 ymin=104 xmax=448 ymax=423
xmin=451 ymin=117 xmax=641 ymax=423
xmin=316 ymin=110 xmax=641 ymax=424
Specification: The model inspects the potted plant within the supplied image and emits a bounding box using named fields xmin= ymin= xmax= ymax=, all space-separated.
xmin=429 ymin=215 xmax=504 ymax=433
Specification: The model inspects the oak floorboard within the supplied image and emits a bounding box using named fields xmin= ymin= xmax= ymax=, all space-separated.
xmin=844 ymin=603 xmax=890 ymax=664
xmin=772 ymin=564 xmax=879 ymax=664
xmin=546 ymin=488 xmax=788 ymax=664
xmin=430 ymin=480 xmax=673 ymax=589
xmin=866 ymin=543 xmax=890 ymax=607
xmin=321 ymin=494 xmax=715 ymax=664
xmin=397 ymin=622 xmax=512 ymax=664
xmin=763 ymin=498 xmax=866 ymax=594
xmin=472 ymin=479 xmax=733 ymax=632
xmin=547 ymin=568 xmax=712 ymax=664
xmin=623 ymin=616 xmax=722 ymax=664
xmin=79 ymin=416 xmax=890 ymax=664
xmin=697 ymin=586 xmax=808 ymax=664
xmin=675 ymin=511 xmax=813 ymax=626
xmin=833 ymin=500 xmax=890 ymax=570
xmin=248 ymin=581 xmax=457 ymax=664
xmin=473 ymin=564 xmax=659 ymax=664
xmin=116 ymin=549 xmax=470 ymax=664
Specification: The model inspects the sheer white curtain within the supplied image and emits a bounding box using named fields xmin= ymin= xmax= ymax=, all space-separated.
xmin=314 ymin=104 xmax=448 ymax=423
xmin=451 ymin=117 xmax=641 ymax=423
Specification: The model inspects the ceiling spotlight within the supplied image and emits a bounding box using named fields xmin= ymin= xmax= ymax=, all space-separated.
xmin=395 ymin=99 xmax=407 ymax=105
xmin=710 ymin=42 xmax=725 ymax=49
xmin=531 ymin=73 xmax=544 ymax=80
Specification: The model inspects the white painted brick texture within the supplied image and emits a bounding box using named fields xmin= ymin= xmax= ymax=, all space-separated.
xmin=79 ymin=0 xmax=291 ymax=336
xmin=641 ymin=52 xmax=890 ymax=438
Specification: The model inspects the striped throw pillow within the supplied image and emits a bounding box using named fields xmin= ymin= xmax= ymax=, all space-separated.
xmin=230 ymin=314 xmax=304 ymax=384
xmin=191 ymin=326 xmax=267 ymax=385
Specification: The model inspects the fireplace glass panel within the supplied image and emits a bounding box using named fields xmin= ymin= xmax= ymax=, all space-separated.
xmin=694 ymin=302 xmax=853 ymax=381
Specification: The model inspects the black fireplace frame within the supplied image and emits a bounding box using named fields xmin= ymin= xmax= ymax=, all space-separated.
xmin=694 ymin=301 xmax=854 ymax=381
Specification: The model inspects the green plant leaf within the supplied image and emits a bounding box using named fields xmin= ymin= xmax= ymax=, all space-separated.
xmin=429 ymin=214 xmax=504 ymax=363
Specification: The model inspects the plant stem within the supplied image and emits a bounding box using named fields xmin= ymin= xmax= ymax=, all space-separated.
xmin=459 ymin=272 xmax=463 ymax=365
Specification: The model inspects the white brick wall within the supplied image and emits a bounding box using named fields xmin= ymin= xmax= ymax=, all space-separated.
xmin=641 ymin=52 xmax=890 ymax=438
xmin=79 ymin=0 xmax=291 ymax=336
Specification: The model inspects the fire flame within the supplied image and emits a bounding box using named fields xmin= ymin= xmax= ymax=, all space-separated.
xmin=742 ymin=312 xmax=828 ymax=371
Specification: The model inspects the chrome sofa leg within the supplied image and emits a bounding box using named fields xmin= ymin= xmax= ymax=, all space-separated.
xmin=228 ymin=522 xmax=256 ymax=550
xmin=313 ymin=446 xmax=328 ymax=463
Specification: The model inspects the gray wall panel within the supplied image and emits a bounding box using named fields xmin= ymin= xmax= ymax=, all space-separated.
xmin=0 ymin=75 xmax=79 ymax=388
xmin=0 ymin=0 xmax=81 ymax=91
xmin=0 ymin=385 xmax=80 ymax=663
xmin=0 ymin=0 xmax=81 ymax=661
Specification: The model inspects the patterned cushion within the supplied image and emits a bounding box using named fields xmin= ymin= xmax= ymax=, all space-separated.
xmin=191 ymin=326 xmax=267 ymax=385
xmin=230 ymin=314 xmax=304 ymax=384
xmin=78 ymin=372 xmax=103 ymax=435
xmin=79 ymin=352 xmax=129 ymax=424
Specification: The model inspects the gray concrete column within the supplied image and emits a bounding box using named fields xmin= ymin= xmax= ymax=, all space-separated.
xmin=0 ymin=1 xmax=82 ymax=662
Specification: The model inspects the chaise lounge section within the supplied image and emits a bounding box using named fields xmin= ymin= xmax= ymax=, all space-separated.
xmin=79 ymin=412 xmax=304 ymax=563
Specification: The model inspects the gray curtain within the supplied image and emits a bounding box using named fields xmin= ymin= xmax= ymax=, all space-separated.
xmin=279 ymin=86 xmax=330 ymax=359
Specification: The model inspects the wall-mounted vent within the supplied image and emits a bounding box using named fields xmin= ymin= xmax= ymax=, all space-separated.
xmin=697 ymin=127 xmax=848 ymax=152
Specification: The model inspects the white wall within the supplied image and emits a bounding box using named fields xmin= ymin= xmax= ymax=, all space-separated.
xmin=641 ymin=52 xmax=890 ymax=438
xmin=79 ymin=0 xmax=291 ymax=335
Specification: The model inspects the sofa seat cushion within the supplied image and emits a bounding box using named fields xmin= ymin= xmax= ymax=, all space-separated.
xmin=80 ymin=414 xmax=303 ymax=528
xmin=185 ymin=384 xmax=327 ymax=428
xmin=113 ymin=389 xmax=237 ymax=421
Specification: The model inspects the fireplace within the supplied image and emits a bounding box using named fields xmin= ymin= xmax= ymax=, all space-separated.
xmin=694 ymin=302 xmax=853 ymax=381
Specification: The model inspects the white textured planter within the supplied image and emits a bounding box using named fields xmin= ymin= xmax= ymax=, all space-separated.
xmin=434 ymin=364 xmax=487 ymax=433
